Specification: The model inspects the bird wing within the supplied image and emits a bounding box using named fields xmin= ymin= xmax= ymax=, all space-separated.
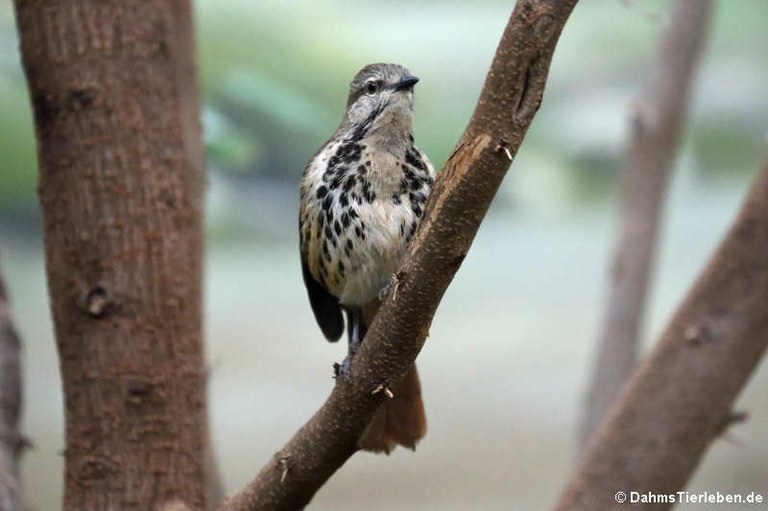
xmin=299 ymin=151 xmax=345 ymax=342
xmin=301 ymin=257 xmax=344 ymax=342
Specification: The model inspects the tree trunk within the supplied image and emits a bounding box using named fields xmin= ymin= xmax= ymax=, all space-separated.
xmin=13 ymin=1 xmax=209 ymax=509
xmin=557 ymin=162 xmax=768 ymax=510
xmin=581 ymin=0 xmax=713 ymax=447
xmin=0 ymin=264 xmax=24 ymax=510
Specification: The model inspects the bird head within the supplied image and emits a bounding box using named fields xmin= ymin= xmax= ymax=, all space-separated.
xmin=342 ymin=63 xmax=419 ymax=139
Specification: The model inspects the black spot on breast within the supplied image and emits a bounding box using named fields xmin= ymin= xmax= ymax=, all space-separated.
xmin=337 ymin=142 xmax=364 ymax=163
xmin=330 ymin=173 xmax=344 ymax=190
xmin=339 ymin=194 xmax=349 ymax=207
xmin=322 ymin=194 xmax=333 ymax=212
xmin=361 ymin=181 xmax=376 ymax=203
xmin=405 ymin=147 xmax=428 ymax=171
xmin=334 ymin=220 xmax=342 ymax=236
xmin=343 ymin=175 xmax=356 ymax=192
xmin=392 ymin=194 xmax=401 ymax=204
xmin=324 ymin=225 xmax=333 ymax=240
xmin=354 ymin=226 xmax=363 ymax=238
xmin=316 ymin=186 xmax=328 ymax=199
xmin=346 ymin=239 xmax=354 ymax=251
xmin=406 ymin=222 xmax=418 ymax=241
xmin=341 ymin=212 xmax=350 ymax=228
xmin=349 ymin=209 xmax=358 ymax=219
xmin=338 ymin=260 xmax=345 ymax=274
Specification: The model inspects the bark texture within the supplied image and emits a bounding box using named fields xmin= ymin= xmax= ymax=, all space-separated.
xmin=581 ymin=0 xmax=714 ymax=447
xmin=0 ymin=265 xmax=24 ymax=510
xmin=219 ymin=1 xmax=579 ymax=510
xmin=557 ymin=162 xmax=768 ymax=510
xmin=13 ymin=1 xmax=209 ymax=509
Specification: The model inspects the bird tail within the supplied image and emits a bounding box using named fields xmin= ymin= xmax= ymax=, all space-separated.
xmin=358 ymin=363 xmax=427 ymax=454
xmin=354 ymin=301 xmax=427 ymax=454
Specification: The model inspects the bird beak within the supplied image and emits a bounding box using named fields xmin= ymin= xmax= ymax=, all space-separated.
xmin=394 ymin=76 xmax=419 ymax=91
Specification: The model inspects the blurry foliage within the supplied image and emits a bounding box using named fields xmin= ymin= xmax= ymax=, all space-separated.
xmin=0 ymin=74 xmax=36 ymax=211
xmin=0 ymin=0 xmax=766 ymax=231
xmin=692 ymin=119 xmax=765 ymax=180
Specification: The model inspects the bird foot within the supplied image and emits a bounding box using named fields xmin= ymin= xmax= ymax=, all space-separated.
xmin=333 ymin=354 xmax=354 ymax=382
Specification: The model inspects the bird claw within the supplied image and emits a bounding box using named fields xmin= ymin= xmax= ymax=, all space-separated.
xmin=334 ymin=355 xmax=354 ymax=382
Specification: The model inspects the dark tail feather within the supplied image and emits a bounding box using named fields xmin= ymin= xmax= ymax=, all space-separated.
xmin=358 ymin=364 xmax=427 ymax=454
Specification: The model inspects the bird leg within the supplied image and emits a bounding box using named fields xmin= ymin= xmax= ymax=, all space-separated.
xmin=335 ymin=308 xmax=364 ymax=381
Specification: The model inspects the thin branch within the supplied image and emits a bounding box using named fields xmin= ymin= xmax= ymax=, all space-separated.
xmin=0 ymin=261 xmax=24 ymax=511
xmin=581 ymin=0 xmax=714 ymax=447
xmin=557 ymin=161 xmax=768 ymax=510
xmin=218 ymin=0 xmax=579 ymax=509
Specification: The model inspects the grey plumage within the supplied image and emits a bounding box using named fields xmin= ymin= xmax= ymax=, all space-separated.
xmin=298 ymin=63 xmax=432 ymax=453
xmin=299 ymin=63 xmax=433 ymax=323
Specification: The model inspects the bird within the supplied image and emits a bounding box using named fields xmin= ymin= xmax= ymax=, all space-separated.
xmin=298 ymin=63 xmax=433 ymax=454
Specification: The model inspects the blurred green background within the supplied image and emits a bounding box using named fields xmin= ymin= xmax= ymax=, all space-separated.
xmin=1 ymin=1 xmax=767 ymax=509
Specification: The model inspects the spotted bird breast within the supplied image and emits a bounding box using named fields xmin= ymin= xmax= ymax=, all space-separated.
xmin=299 ymin=139 xmax=434 ymax=306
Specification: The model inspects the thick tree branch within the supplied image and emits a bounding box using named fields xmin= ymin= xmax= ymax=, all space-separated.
xmin=557 ymin=161 xmax=768 ymax=510
xmin=0 ymin=264 xmax=24 ymax=510
xmin=219 ymin=1 xmax=578 ymax=510
xmin=581 ymin=0 xmax=714 ymax=447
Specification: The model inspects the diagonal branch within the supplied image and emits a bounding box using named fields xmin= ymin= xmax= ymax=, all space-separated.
xmin=0 ymin=261 xmax=25 ymax=511
xmin=218 ymin=1 xmax=579 ymax=510
xmin=581 ymin=0 xmax=714 ymax=447
xmin=557 ymin=161 xmax=768 ymax=510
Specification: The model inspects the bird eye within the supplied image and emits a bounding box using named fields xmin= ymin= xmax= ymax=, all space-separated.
xmin=365 ymin=81 xmax=380 ymax=94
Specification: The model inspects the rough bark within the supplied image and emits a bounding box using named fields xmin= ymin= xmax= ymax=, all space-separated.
xmin=557 ymin=162 xmax=768 ymax=510
xmin=13 ymin=1 xmax=209 ymax=509
xmin=218 ymin=1 xmax=579 ymax=510
xmin=0 ymin=264 xmax=24 ymax=511
xmin=581 ymin=0 xmax=713 ymax=447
